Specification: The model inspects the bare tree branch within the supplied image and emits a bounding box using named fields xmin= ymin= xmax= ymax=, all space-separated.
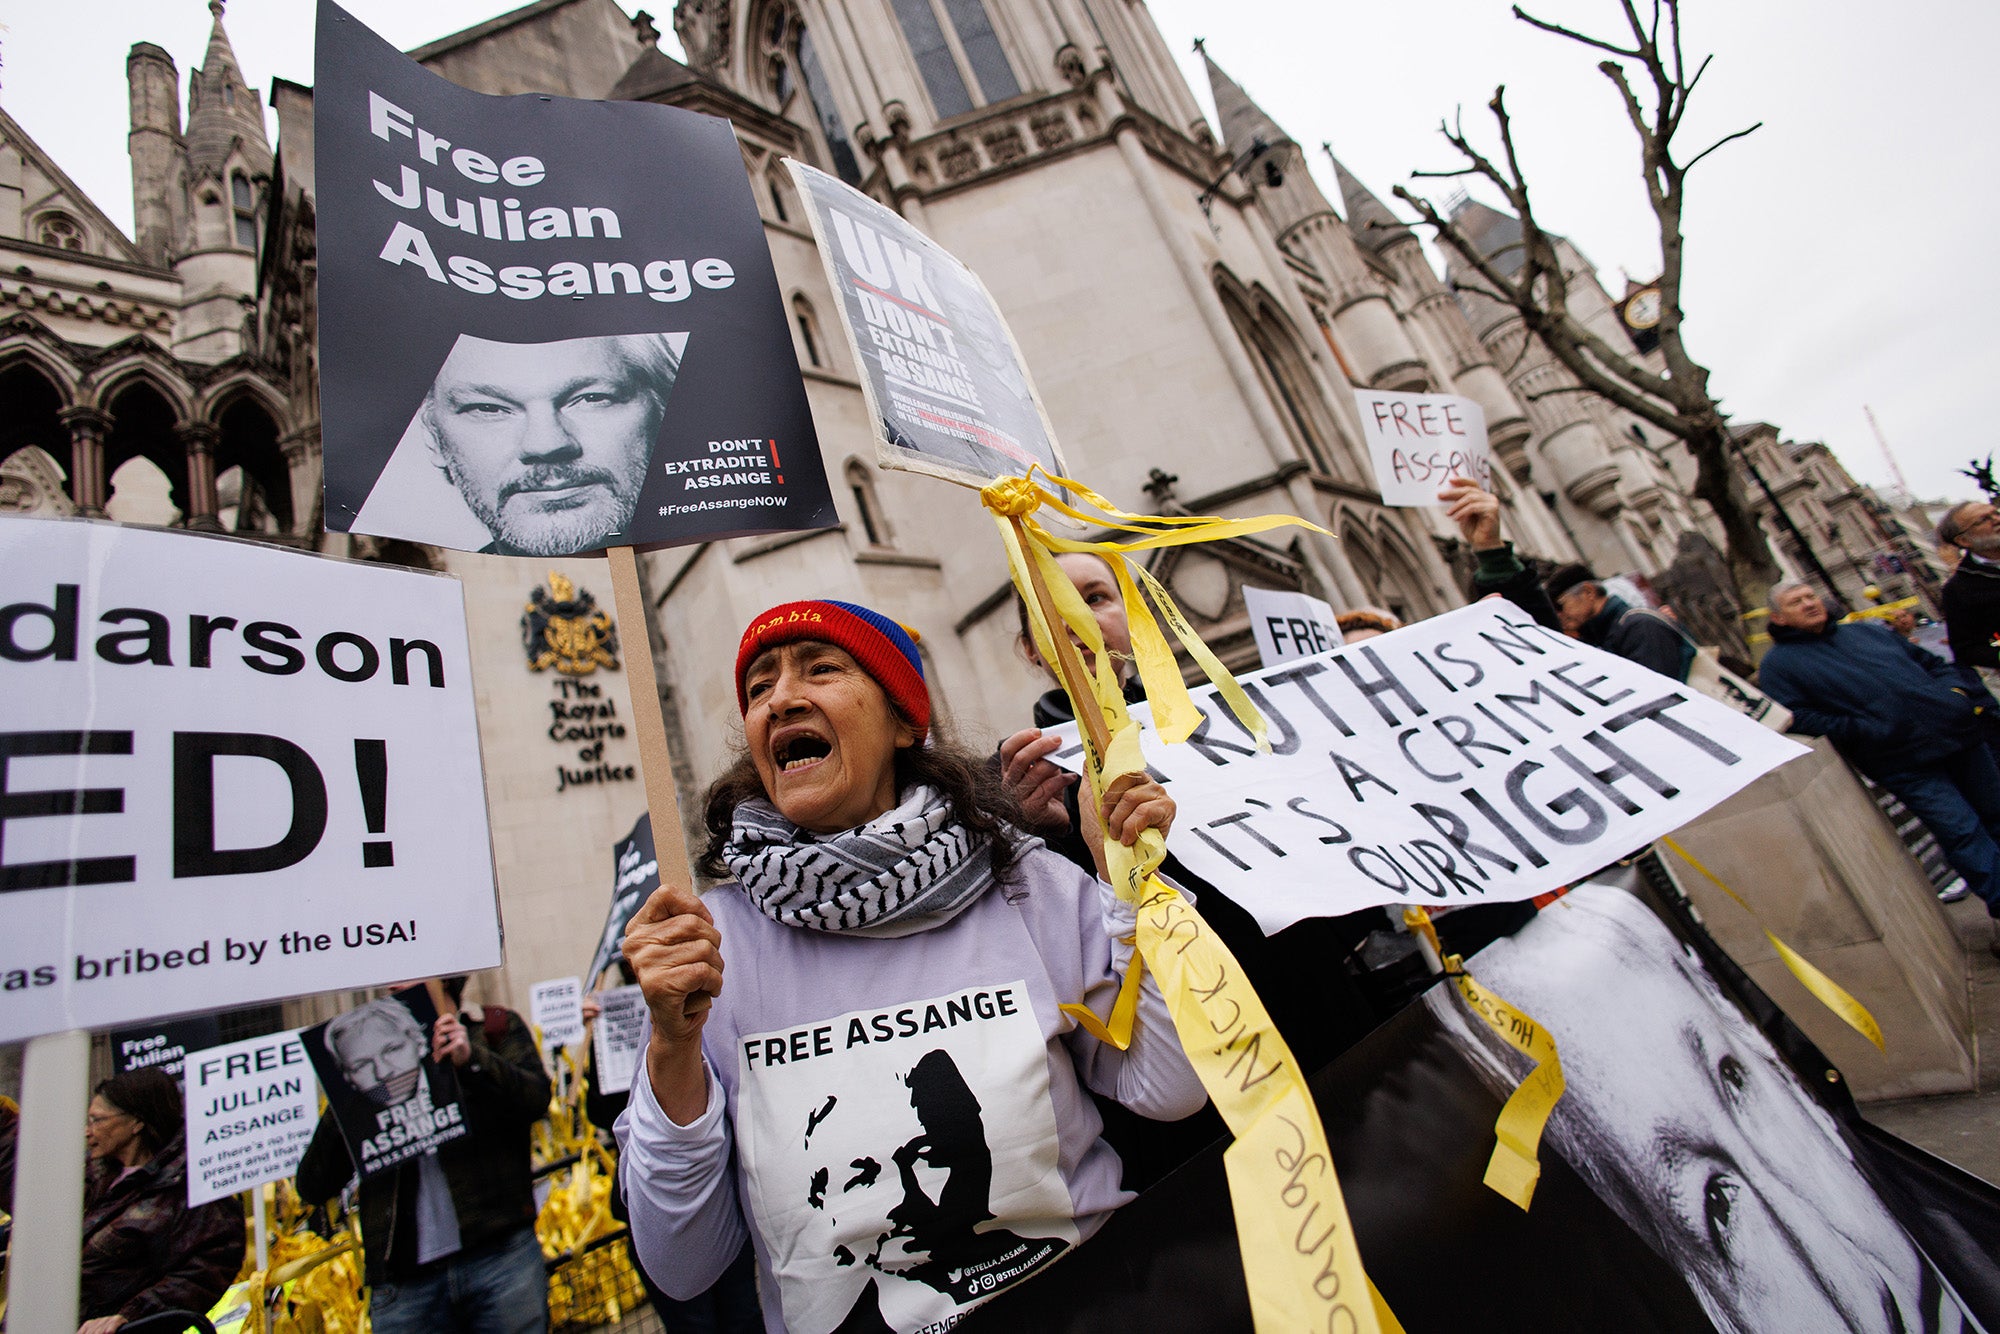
xmin=1511 ymin=5 xmax=1639 ymax=59
xmin=1682 ymin=122 xmax=1762 ymax=173
xmin=1409 ymin=166 xmax=1484 ymax=180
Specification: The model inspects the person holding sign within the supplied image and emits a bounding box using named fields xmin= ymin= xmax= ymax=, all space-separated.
xmin=296 ymin=978 xmax=552 ymax=1334
xmin=616 ymin=600 xmax=1203 ymax=1333
xmin=79 ymin=1069 xmax=244 ymax=1334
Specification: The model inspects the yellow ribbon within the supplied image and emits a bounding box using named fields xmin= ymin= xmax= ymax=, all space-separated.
xmin=1659 ymin=835 xmax=1886 ymax=1052
xmin=986 ymin=468 xmax=1392 ymax=1333
xmin=1402 ymin=908 xmax=1564 ymax=1211
xmin=983 ymin=466 xmax=1331 ymax=747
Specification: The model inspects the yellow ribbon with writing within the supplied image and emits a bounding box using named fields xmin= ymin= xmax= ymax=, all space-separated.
xmin=984 ymin=472 xmax=1396 ymax=1334
xmin=1402 ymin=908 xmax=1564 ymax=1211
xmin=1659 ymin=835 xmax=1885 ymax=1051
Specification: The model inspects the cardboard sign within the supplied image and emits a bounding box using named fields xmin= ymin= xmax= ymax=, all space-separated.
xmin=301 ymin=986 xmax=467 ymax=1178
xmin=1045 ymin=601 xmax=1806 ymax=933
xmin=1352 ymin=389 xmax=1492 ymax=506
xmin=314 ymin=1 xmax=833 ymax=554
xmin=787 ymin=159 xmax=1070 ymax=490
xmin=531 ymin=976 xmax=586 ymax=1050
xmin=586 ymin=813 xmax=658 ymax=987
xmin=111 ymin=1014 xmax=223 ymax=1084
xmin=591 ymin=983 xmax=647 ymax=1096
xmin=184 ymin=1029 xmax=319 ymax=1206
xmin=1243 ymin=586 xmax=1343 ymax=668
xmin=0 ymin=517 xmax=500 ymax=1043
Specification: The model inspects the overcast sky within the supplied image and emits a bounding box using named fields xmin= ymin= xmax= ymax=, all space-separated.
xmin=6 ymin=0 xmax=1991 ymax=500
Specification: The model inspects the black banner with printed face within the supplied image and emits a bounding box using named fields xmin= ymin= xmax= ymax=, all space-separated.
xmin=110 ymin=1014 xmax=222 ymax=1085
xmin=587 ymin=812 xmax=658 ymax=987
xmin=301 ymin=985 xmax=467 ymax=1179
xmin=314 ymin=2 xmax=834 ymax=555
xmin=964 ymin=870 xmax=2000 ymax=1333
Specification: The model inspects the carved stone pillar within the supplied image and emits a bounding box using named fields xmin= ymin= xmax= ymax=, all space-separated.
xmin=58 ymin=406 xmax=110 ymax=516
xmin=280 ymin=424 xmax=321 ymax=537
xmin=176 ymin=421 xmax=221 ymax=530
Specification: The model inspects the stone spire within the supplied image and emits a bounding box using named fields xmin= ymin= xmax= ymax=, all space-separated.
xmin=184 ymin=0 xmax=269 ymax=180
xmin=1325 ymin=150 xmax=1412 ymax=252
xmin=1200 ymin=48 xmax=1289 ymax=160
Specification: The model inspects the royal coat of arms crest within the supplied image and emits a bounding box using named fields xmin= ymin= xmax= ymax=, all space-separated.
xmin=523 ymin=573 xmax=620 ymax=675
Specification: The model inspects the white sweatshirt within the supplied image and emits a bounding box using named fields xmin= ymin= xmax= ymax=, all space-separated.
xmin=615 ymin=845 xmax=1205 ymax=1334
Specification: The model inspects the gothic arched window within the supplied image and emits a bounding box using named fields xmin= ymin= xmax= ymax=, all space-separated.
xmin=1219 ymin=278 xmax=1344 ymax=479
xmin=231 ymin=172 xmax=257 ymax=250
xmin=793 ymin=295 xmax=825 ymax=368
xmin=37 ymin=213 xmax=85 ymax=252
xmin=890 ymin=0 xmax=1018 ymax=118
xmin=846 ymin=458 xmax=893 ymax=548
xmin=760 ymin=5 xmax=865 ymax=187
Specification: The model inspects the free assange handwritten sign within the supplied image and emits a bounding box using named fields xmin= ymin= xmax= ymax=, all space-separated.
xmin=1047 ymin=601 xmax=1806 ymax=932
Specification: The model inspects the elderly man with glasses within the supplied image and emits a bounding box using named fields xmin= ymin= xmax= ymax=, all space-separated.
xmin=1939 ymin=500 xmax=2000 ymax=671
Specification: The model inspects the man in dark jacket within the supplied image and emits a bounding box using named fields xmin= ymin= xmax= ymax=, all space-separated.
xmin=1439 ymin=477 xmax=1562 ymax=630
xmin=1938 ymin=499 xmax=2000 ymax=671
xmin=298 ymin=976 xmax=552 ymax=1333
xmin=1757 ymin=582 xmax=2000 ymax=932
xmin=1546 ymin=564 xmax=1694 ymax=680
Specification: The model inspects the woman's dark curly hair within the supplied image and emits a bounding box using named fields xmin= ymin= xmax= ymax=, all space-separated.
xmin=700 ymin=722 xmax=1028 ymax=882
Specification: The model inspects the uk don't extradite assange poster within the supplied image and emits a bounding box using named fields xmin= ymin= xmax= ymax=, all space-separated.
xmin=787 ymin=160 xmax=1071 ymax=489
xmin=1047 ymin=600 xmax=1807 ymax=931
xmin=0 ymin=517 xmax=502 ymax=1042
xmin=314 ymin=2 xmax=834 ymax=555
xmin=302 ymin=986 xmax=468 ymax=1178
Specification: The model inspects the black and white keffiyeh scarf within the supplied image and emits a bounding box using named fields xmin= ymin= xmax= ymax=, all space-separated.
xmin=724 ymin=785 xmax=994 ymax=937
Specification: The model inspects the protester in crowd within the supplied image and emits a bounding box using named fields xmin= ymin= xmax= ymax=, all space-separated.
xmin=1757 ymin=582 xmax=2000 ymax=943
xmin=1438 ymin=476 xmax=1563 ymax=630
xmin=616 ymin=599 xmax=1205 ymax=1333
xmin=1430 ymin=883 xmax=1972 ymax=1334
xmin=78 ymin=1068 xmax=244 ymax=1334
xmin=1337 ymin=607 xmax=1401 ymax=644
xmin=1888 ymin=605 xmax=1921 ymax=642
xmin=581 ymin=985 xmax=761 ymax=1333
xmin=297 ymin=975 xmax=553 ymax=1334
xmin=1546 ymin=564 xmax=1694 ymax=679
xmin=1938 ymin=499 xmax=2000 ymax=672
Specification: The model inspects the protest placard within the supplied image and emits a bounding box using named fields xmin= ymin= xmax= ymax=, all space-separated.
xmin=1243 ymin=585 xmax=1343 ymax=667
xmin=314 ymin=1 xmax=833 ymax=554
xmin=1045 ymin=600 xmax=1807 ymax=932
xmin=0 ymin=517 xmax=500 ymax=1043
xmin=586 ymin=813 xmax=658 ymax=988
xmin=1352 ymin=389 xmax=1492 ymax=506
xmin=184 ymin=1029 xmax=319 ymax=1206
xmin=111 ymin=1014 xmax=223 ymax=1085
xmin=787 ymin=160 xmax=1070 ymax=489
xmin=591 ymin=984 xmax=647 ymax=1096
xmin=531 ymin=976 xmax=585 ymax=1050
xmin=301 ymin=986 xmax=467 ymax=1178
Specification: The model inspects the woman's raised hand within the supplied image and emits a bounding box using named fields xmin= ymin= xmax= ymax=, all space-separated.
xmin=623 ymin=884 xmax=724 ymax=1123
xmin=999 ymin=728 xmax=1079 ymax=833
xmin=1077 ymin=771 xmax=1175 ymax=881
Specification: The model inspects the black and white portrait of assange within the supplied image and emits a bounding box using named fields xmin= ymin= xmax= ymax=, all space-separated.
xmin=351 ymin=330 xmax=687 ymax=555
xmin=1428 ymin=884 xmax=1975 ymax=1334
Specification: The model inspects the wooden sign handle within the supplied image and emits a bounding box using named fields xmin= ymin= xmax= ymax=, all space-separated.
xmin=604 ymin=546 xmax=697 ymax=893
xmin=1012 ymin=516 xmax=1113 ymax=757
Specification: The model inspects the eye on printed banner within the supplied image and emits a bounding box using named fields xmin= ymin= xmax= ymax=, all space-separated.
xmin=1352 ymin=389 xmax=1491 ymax=506
xmin=786 ymin=160 xmax=1070 ymax=491
xmin=301 ymin=986 xmax=467 ymax=1179
xmin=531 ymin=976 xmax=586 ymax=1050
xmin=1044 ymin=601 xmax=1807 ymax=933
xmin=185 ymin=1029 xmax=320 ymax=1207
xmin=0 ymin=516 xmax=501 ymax=1043
xmin=1242 ymin=585 xmax=1343 ymax=668
xmin=587 ymin=812 xmax=658 ymax=987
xmin=314 ymin=1 xmax=834 ymax=554
xmin=591 ymin=983 xmax=647 ymax=1097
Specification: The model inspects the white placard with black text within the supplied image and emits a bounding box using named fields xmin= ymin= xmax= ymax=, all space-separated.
xmin=1243 ymin=586 xmax=1343 ymax=668
xmin=1352 ymin=389 xmax=1492 ymax=506
xmin=592 ymin=984 xmax=648 ymax=1096
xmin=184 ymin=1029 xmax=320 ymax=1207
xmin=532 ymin=976 xmax=586 ymax=1050
xmin=1047 ymin=601 xmax=1807 ymax=933
xmin=0 ymin=516 xmax=502 ymax=1041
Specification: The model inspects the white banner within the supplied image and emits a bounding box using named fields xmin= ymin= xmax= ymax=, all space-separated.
xmin=1243 ymin=586 xmax=1343 ymax=667
xmin=1047 ymin=602 xmax=1807 ymax=933
xmin=531 ymin=976 xmax=586 ymax=1050
xmin=1351 ymin=389 xmax=1491 ymax=506
xmin=184 ymin=1029 xmax=319 ymax=1207
xmin=592 ymin=983 xmax=647 ymax=1096
xmin=0 ymin=517 xmax=502 ymax=1041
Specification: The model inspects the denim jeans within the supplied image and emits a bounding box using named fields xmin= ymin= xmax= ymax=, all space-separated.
xmin=368 ymin=1224 xmax=549 ymax=1334
xmin=1876 ymin=744 xmax=2000 ymax=917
